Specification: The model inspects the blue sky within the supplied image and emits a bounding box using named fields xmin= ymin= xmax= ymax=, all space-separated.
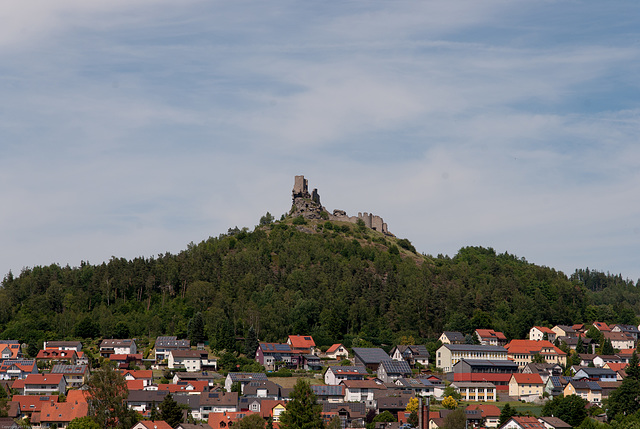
xmin=1 ymin=1 xmax=639 ymax=282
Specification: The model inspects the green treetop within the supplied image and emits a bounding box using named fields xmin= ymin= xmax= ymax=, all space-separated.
xmin=279 ymin=379 xmax=323 ymax=429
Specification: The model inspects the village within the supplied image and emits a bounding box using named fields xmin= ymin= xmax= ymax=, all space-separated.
xmin=0 ymin=321 xmax=637 ymax=429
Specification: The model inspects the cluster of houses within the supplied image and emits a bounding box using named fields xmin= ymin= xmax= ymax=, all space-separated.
xmin=0 ymin=322 xmax=638 ymax=429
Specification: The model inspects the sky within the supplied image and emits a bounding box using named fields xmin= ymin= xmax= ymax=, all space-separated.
xmin=1 ymin=1 xmax=639 ymax=282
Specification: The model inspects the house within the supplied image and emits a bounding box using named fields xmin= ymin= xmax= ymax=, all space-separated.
xmin=8 ymin=395 xmax=58 ymax=420
xmin=303 ymin=354 xmax=322 ymax=371
xmin=122 ymin=369 xmax=154 ymax=387
xmin=168 ymin=350 xmax=210 ymax=372
xmin=529 ymin=327 xmax=556 ymax=342
xmin=311 ymin=385 xmax=345 ymax=403
xmin=612 ymin=324 xmax=640 ymax=341
xmin=42 ymin=341 xmax=83 ymax=353
xmin=39 ymin=400 xmax=88 ymax=428
xmin=377 ymin=360 xmax=412 ymax=383
xmin=340 ymin=379 xmax=386 ymax=402
xmin=173 ymin=371 xmax=221 ymax=387
xmin=50 ymin=364 xmax=89 ymax=388
xmin=451 ymin=359 xmax=518 ymax=392
xmin=242 ymin=380 xmax=282 ymax=399
xmin=563 ymin=380 xmax=602 ymax=404
xmin=521 ymin=362 xmax=563 ymax=384
xmin=108 ymin=353 xmax=143 ymax=369
xmin=475 ymin=330 xmax=507 ymax=346
xmin=324 ymin=366 xmax=368 ymax=385
xmin=574 ymin=367 xmax=617 ymax=382
xmin=0 ymin=341 xmax=22 ymax=361
xmin=450 ymin=382 xmax=497 ymax=402
xmin=377 ymin=395 xmax=412 ymax=416
xmin=538 ymin=416 xmax=572 ymax=429
xmin=199 ymin=392 xmax=238 ymax=420
xmin=352 ymin=348 xmax=393 ymax=371
xmin=260 ymin=400 xmax=287 ymax=422
xmin=501 ymin=416 xmax=547 ymax=429
xmin=287 ymin=335 xmax=316 ymax=355
xmin=255 ymin=343 xmax=292 ymax=370
xmin=325 ymin=344 xmax=349 ymax=360
xmin=389 ymin=345 xmax=430 ymax=367
xmin=132 ymin=421 xmax=174 ymax=429
xmin=603 ymin=331 xmax=635 ymax=350
xmin=544 ymin=375 xmax=571 ymax=398
xmin=394 ymin=377 xmax=435 ymax=397
xmin=154 ymin=336 xmax=191 ymax=363
xmin=99 ymin=339 xmax=137 ymax=357
xmin=208 ymin=411 xmax=257 ymax=429
xmin=435 ymin=344 xmax=508 ymax=372
xmin=592 ymin=322 xmax=611 ymax=333
xmin=504 ymin=340 xmax=566 ymax=368
xmin=224 ymin=373 xmax=267 ymax=394
xmin=579 ymin=354 xmax=597 ymax=366
xmin=0 ymin=360 xmax=38 ymax=380
xmin=508 ymin=373 xmax=544 ymax=402
xmin=593 ymin=355 xmax=622 ymax=368
xmin=126 ymin=390 xmax=168 ymax=414
xmin=466 ymin=404 xmax=501 ymax=428
xmin=552 ymin=326 xmax=577 ymax=339
xmin=439 ymin=332 xmax=465 ymax=345
xmin=322 ymin=402 xmax=367 ymax=428
xmin=616 ymin=348 xmax=636 ymax=363
xmin=36 ymin=349 xmax=78 ymax=366
xmin=23 ymin=374 xmax=67 ymax=395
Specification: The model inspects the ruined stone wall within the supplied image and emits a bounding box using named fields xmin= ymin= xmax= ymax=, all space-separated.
xmin=292 ymin=175 xmax=393 ymax=236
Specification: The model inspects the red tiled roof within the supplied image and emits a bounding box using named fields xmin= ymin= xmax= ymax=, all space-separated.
xmin=593 ymin=322 xmax=611 ymax=332
xmin=506 ymin=340 xmax=566 ymax=356
xmin=209 ymin=411 xmax=258 ymax=428
xmin=466 ymin=404 xmax=501 ymax=418
xmin=66 ymin=390 xmax=89 ymax=404
xmin=509 ymin=416 xmax=546 ymax=429
xmin=13 ymin=395 xmax=57 ymax=413
xmin=24 ymin=374 xmax=64 ymax=385
xmin=121 ymin=369 xmax=153 ymax=379
xmin=127 ymin=380 xmax=145 ymax=391
xmin=533 ymin=326 xmax=555 ymax=334
xmin=511 ymin=374 xmax=544 ymax=385
xmin=260 ymin=400 xmax=287 ymax=419
xmin=40 ymin=401 xmax=88 ymax=423
xmin=476 ymin=329 xmax=507 ymax=340
xmin=326 ymin=344 xmax=344 ymax=354
xmin=135 ymin=420 xmax=174 ymax=429
xmin=288 ymin=335 xmax=315 ymax=349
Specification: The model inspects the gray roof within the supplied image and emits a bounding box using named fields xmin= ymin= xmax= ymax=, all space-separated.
xmin=455 ymin=359 xmax=518 ymax=368
xmin=199 ymin=391 xmax=238 ymax=407
xmin=442 ymin=344 xmax=507 ymax=353
xmin=155 ymin=336 xmax=190 ymax=349
xmin=327 ymin=365 xmax=368 ymax=375
xmin=352 ymin=348 xmax=391 ymax=364
xmin=311 ymin=385 xmax=345 ymax=396
xmin=227 ymin=372 xmax=268 ymax=382
xmin=441 ymin=332 xmax=465 ymax=342
xmin=575 ymin=367 xmax=617 ymax=377
xmin=50 ymin=364 xmax=88 ymax=375
xmin=379 ymin=360 xmax=412 ymax=375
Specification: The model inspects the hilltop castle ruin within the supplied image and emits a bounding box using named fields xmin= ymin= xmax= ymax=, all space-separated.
xmin=291 ymin=175 xmax=392 ymax=236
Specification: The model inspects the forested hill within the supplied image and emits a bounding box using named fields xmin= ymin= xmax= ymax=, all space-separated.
xmin=0 ymin=215 xmax=638 ymax=352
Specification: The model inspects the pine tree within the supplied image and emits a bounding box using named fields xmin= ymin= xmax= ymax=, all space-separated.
xmin=627 ymin=351 xmax=640 ymax=380
xmin=245 ymin=325 xmax=260 ymax=358
xmin=279 ymin=379 xmax=323 ymax=429
xmin=159 ymin=393 xmax=184 ymax=427
xmin=188 ymin=312 xmax=206 ymax=346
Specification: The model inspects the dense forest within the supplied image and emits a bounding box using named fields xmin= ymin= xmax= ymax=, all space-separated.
xmin=0 ymin=214 xmax=638 ymax=355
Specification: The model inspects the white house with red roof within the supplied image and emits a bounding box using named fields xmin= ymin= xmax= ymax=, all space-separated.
xmin=0 ymin=341 xmax=22 ymax=361
xmin=39 ymin=399 xmax=88 ymax=428
xmin=475 ymin=329 xmax=507 ymax=346
xmin=592 ymin=321 xmax=611 ymax=332
xmin=23 ymin=374 xmax=67 ymax=395
xmin=0 ymin=360 xmax=37 ymax=380
xmin=122 ymin=369 xmax=154 ymax=386
xmin=529 ymin=327 xmax=556 ymax=342
xmin=325 ymin=344 xmax=348 ymax=360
